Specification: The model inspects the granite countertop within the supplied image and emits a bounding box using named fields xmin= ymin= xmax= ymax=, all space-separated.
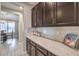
xmin=26 ymin=33 xmax=79 ymax=56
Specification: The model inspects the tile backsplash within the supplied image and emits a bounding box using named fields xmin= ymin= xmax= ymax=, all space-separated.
xmin=28 ymin=27 xmax=79 ymax=42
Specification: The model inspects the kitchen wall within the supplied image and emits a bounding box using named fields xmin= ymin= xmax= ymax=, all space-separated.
xmin=30 ymin=27 xmax=79 ymax=42
xmin=23 ymin=5 xmax=32 ymax=35
xmin=23 ymin=4 xmax=33 ymax=53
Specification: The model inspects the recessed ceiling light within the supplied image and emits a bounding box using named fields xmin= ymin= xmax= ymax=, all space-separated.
xmin=19 ymin=6 xmax=23 ymax=10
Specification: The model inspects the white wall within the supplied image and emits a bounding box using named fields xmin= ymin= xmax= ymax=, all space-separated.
xmin=23 ymin=5 xmax=32 ymax=35
xmin=18 ymin=13 xmax=25 ymax=52
xmin=0 ymin=3 xmax=1 ymax=44
xmin=23 ymin=4 xmax=32 ymax=53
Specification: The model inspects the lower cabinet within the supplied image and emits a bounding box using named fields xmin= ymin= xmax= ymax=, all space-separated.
xmin=26 ymin=38 xmax=56 ymax=56
xmin=47 ymin=51 xmax=56 ymax=56
xmin=30 ymin=45 xmax=36 ymax=56
xmin=36 ymin=49 xmax=46 ymax=56
xmin=36 ymin=45 xmax=48 ymax=56
xmin=30 ymin=40 xmax=36 ymax=56
xmin=26 ymin=38 xmax=31 ymax=55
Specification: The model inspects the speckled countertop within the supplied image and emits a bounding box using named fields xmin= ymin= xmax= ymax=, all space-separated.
xmin=26 ymin=33 xmax=79 ymax=56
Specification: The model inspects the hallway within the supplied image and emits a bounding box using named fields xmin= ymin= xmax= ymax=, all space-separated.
xmin=0 ymin=2 xmax=27 ymax=56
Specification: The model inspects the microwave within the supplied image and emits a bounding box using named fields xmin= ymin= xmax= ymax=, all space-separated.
xmin=64 ymin=33 xmax=79 ymax=49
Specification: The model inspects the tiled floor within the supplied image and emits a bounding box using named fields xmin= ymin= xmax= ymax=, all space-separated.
xmin=0 ymin=38 xmax=28 ymax=56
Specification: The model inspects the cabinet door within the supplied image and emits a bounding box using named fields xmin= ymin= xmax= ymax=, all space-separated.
xmin=26 ymin=38 xmax=31 ymax=55
xmin=30 ymin=45 xmax=36 ymax=56
xmin=77 ymin=3 xmax=79 ymax=25
xmin=36 ymin=2 xmax=43 ymax=27
xmin=32 ymin=6 xmax=37 ymax=27
xmin=55 ymin=2 xmax=76 ymax=25
xmin=26 ymin=38 xmax=28 ymax=52
xmin=43 ymin=2 xmax=56 ymax=26
xmin=30 ymin=41 xmax=36 ymax=56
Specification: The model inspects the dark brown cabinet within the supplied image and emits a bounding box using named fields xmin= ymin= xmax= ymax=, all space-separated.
xmin=30 ymin=45 xmax=36 ymax=56
xmin=32 ymin=2 xmax=78 ymax=27
xmin=47 ymin=51 xmax=56 ymax=56
xmin=55 ymin=2 xmax=77 ymax=25
xmin=36 ymin=45 xmax=47 ymax=56
xmin=36 ymin=3 xmax=43 ymax=27
xmin=48 ymin=52 xmax=53 ymax=56
xmin=30 ymin=41 xmax=36 ymax=56
xmin=32 ymin=2 xmax=44 ymax=27
xmin=26 ymin=38 xmax=56 ymax=56
xmin=77 ymin=3 xmax=79 ymax=25
xmin=26 ymin=38 xmax=31 ymax=55
xmin=26 ymin=38 xmax=36 ymax=56
xmin=43 ymin=2 xmax=56 ymax=26
xmin=36 ymin=50 xmax=45 ymax=56
xmin=32 ymin=6 xmax=37 ymax=27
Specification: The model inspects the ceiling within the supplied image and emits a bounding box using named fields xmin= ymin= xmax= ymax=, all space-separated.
xmin=1 ymin=2 xmax=24 ymax=12
xmin=22 ymin=2 xmax=38 ymax=6
xmin=1 ymin=2 xmax=38 ymax=13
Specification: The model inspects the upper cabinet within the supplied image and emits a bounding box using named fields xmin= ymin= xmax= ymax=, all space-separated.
xmin=32 ymin=2 xmax=78 ymax=27
xmin=32 ymin=6 xmax=37 ymax=27
xmin=32 ymin=3 xmax=43 ymax=27
xmin=77 ymin=3 xmax=79 ymax=25
xmin=32 ymin=2 xmax=43 ymax=27
xmin=55 ymin=2 xmax=77 ymax=26
xmin=32 ymin=2 xmax=56 ymax=27
xmin=43 ymin=2 xmax=56 ymax=26
xmin=36 ymin=3 xmax=43 ymax=27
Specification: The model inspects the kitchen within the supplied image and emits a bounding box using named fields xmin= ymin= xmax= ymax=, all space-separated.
xmin=0 ymin=2 xmax=79 ymax=56
xmin=26 ymin=2 xmax=79 ymax=56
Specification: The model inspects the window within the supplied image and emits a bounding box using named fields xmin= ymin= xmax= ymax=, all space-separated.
xmin=0 ymin=20 xmax=15 ymax=33
xmin=7 ymin=22 xmax=15 ymax=33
